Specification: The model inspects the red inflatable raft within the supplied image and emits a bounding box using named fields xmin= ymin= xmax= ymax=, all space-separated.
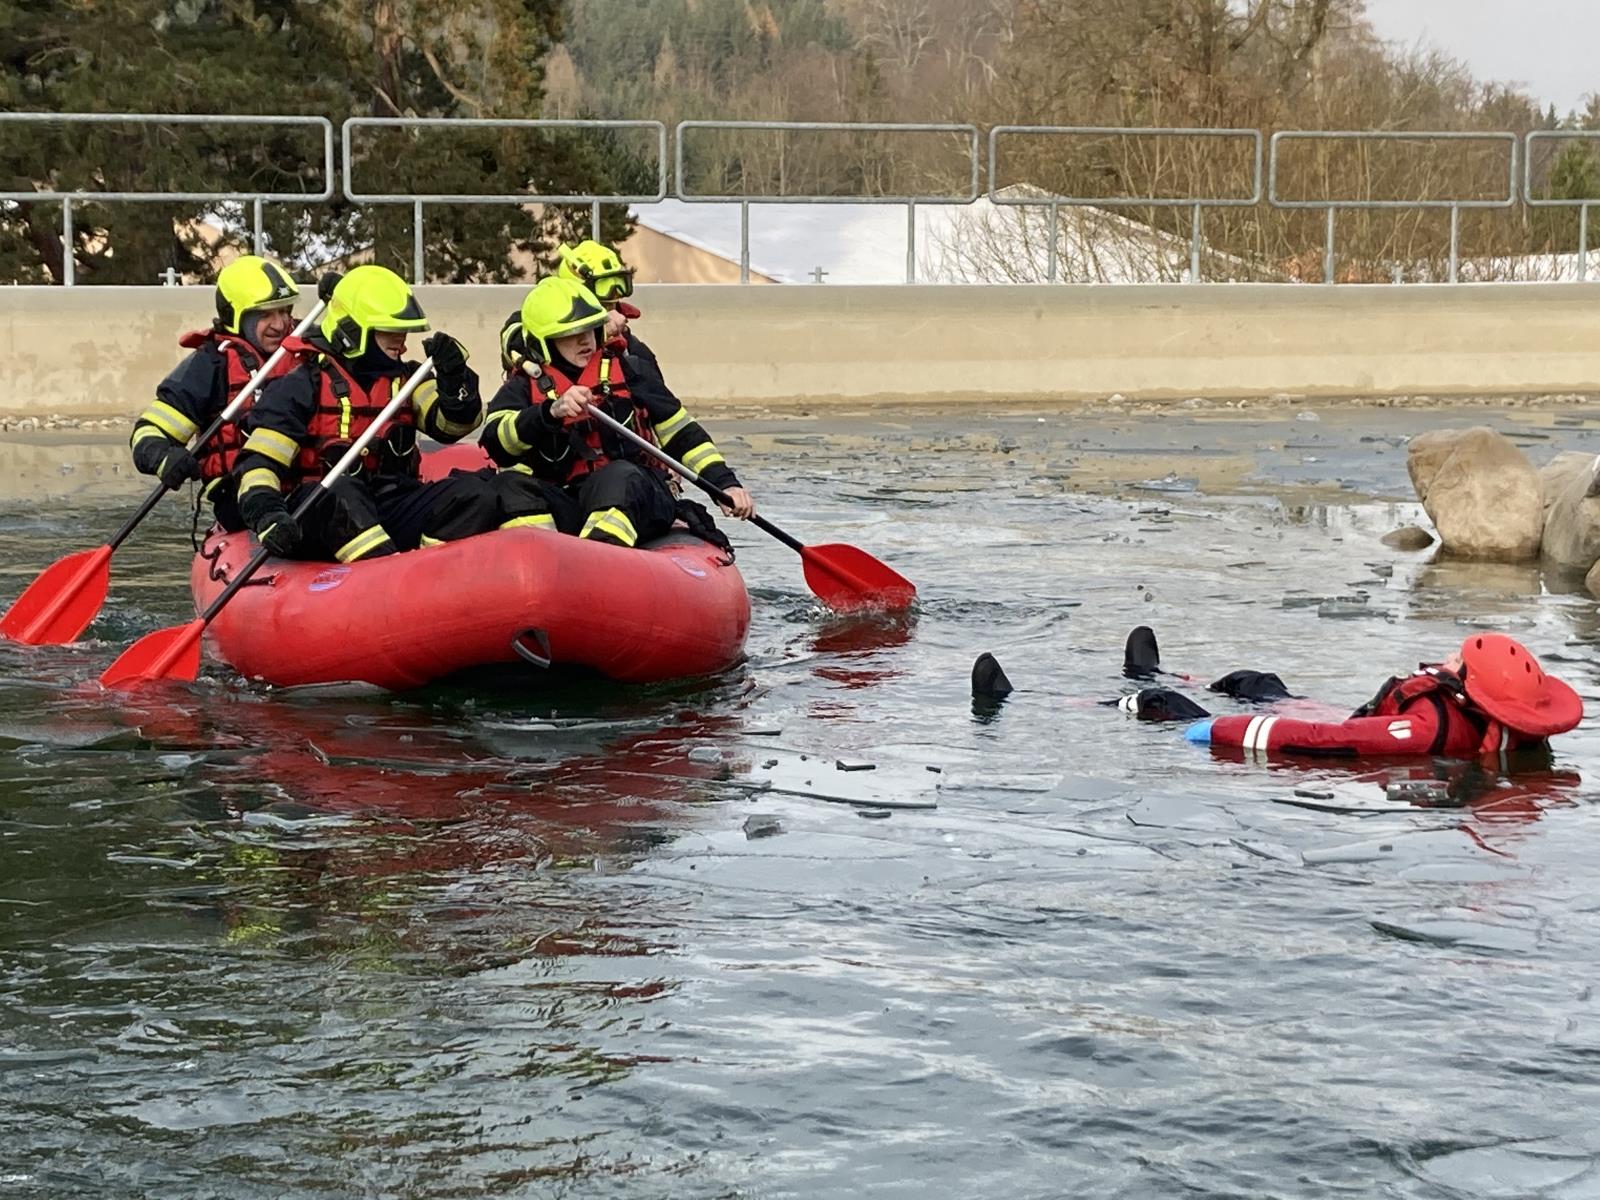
xmin=189 ymin=525 xmax=750 ymax=690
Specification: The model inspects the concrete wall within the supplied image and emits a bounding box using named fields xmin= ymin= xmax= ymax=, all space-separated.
xmin=3 ymin=282 xmax=1597 ymax=416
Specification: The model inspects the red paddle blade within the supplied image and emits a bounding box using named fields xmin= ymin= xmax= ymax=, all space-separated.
xmin=800 ymin=543 xmax=917 ymax=613
xmin=0 ymin=545 xmax=113 ymax=645
xmin=99 ymin=620 xmax=205 ymax=689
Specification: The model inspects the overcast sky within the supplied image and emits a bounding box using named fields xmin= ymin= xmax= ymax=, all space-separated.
xmin=1362 ymin=0 xmax=1597 ymax=115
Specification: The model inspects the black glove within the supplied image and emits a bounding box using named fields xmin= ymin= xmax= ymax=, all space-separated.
xmin=238 ymin=489 xmax=301 ymax=557
xmin=133 ymin=438 xmax=202 ymax=489
xmin=423 ymin=332 xmax=468 ymax=385
xmin=317 ymin=271 xmax=344 ymax=302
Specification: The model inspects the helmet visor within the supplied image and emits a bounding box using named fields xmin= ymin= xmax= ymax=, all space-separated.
xmin=592 ymin=269 xmax=635 ymax=302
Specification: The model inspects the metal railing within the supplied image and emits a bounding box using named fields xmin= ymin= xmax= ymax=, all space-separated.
xmin=988 ymin=126 xmax=1262 ymax=282
xmin=342 ymin=117 xmax=668 ymax=281
xmin=1525 ymin=129 xmax=1600 ymax=281
xmin=1267 ymin=130 xmax=1519 ymax=283
xmin=10 ymin=112 xmax=1600 ymax=285
xmin=673 ymin=120 xmax=981 ymax=283
xmin=1 ymin=112 xmax=335 ymax=286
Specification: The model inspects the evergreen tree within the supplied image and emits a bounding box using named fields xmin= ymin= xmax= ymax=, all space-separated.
xmin=0 ymin=0 xmax=638 ymax=284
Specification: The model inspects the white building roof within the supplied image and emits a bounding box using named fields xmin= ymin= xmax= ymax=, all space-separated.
xmin=629 ymin=187 xmax=1268 ymax=284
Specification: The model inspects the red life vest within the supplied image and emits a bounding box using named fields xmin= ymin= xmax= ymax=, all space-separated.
xmin=530 ymin=343 xmax=662 ymax=485
xmin=1359 ymin=666 xmax=1528 ymax=757
xmin=177 ymin=328 xmax=290 ymax=481
xmin=293 ymin=354 xmax=418 ymax=483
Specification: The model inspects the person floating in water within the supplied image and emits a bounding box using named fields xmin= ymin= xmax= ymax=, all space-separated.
xmin=973 ymin=626 xmax=1583 ymax=761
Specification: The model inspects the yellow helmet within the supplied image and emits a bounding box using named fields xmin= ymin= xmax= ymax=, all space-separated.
xmin=556 ymin=240 xmax=635 ymax=304
xmin=215 ymin=254 xmax=298 ymax=335
xmin=320 ymin=265 xmax=429 ymax=358
xmin=519 ymin=276 xmax=608 ymax=363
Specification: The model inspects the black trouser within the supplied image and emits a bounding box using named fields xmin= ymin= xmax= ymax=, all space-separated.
xmin=568 ymin=461 xmax=676 ymax=547
xmin=285 ymin=472 xmax=504 ymax=563
xmin=484 ymin=469 xmax=582 ymax=536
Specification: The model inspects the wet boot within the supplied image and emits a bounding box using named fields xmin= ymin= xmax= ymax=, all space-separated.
xmin=971 ymin=652 xmax=1014 ymax=699
xmin=1208 ymin=670 xmax=1292 ymax=702
xmin=1124 ymin=625 xmax=1162 ymax=679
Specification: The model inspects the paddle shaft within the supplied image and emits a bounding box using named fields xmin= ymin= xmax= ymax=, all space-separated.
xmin=107 ymin=300 xmax=328 ymax=553
xmin=512 ymin=356 xmax=913 ymax=609
xmin=195 ymin=356 xmax=438 ymax=626
xmin=515 ymin=361 xmax=795 ymax=547
xmin=582 ymin=401 xmax=805 ymax=548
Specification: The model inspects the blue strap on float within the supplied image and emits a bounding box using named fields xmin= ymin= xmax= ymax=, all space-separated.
xmin=1184 ymin=718 xmax=1216 ymax=744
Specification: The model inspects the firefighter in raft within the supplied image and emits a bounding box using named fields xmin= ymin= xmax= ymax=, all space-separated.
xmin=496 ymin=240 xmax=664 ymax=385
xmin=482 ymin=275 xmax=755 ymax=548
xmin=130 ymin=254 xmax=304 ymax=532
xmin=230 ymin=265 xmax=506 ymax=562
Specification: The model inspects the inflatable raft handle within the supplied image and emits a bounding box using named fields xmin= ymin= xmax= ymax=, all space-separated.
xmin=511 ymin=628 xmax=553 ymax=670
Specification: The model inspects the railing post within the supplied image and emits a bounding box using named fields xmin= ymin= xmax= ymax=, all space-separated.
xmin=1323 ymin=207 xmax=1336 ymax=285
xmin=1047 ymin=201 xmax=1059 ymax=283
xmin=739 ymin=200 xmax=750 ymax=285
xmin=61 ymin=198 xmax=74 ymax=287
xmin=1448 ymin=204 xmax=1460 ymax=283
xmin=1189 ymin=202 xmax=1202 ymax=283
xmin=252 ymin=198 xmax=264 ymax=254
xmin=591 ymin=200 xmax=601 ymax=241
xmin=1581 ymin=204 xmax=1590 ymax=283
xmin=413 ymin=199 xmax=424 ymax=283
xmin=906 ymin=200 xmax=916 ymax=284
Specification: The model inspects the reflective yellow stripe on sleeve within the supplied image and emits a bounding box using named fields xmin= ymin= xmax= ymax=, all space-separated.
xmin=681 ymin=442 xmax=726 ymax=475
xmin=485 ymin=408 xmax=531 ymax=455
xmin=130 ymin=424 xmax=171 ymax=450
xmin=412 ymin=378 xmax=438 ymax=418
xmin=653 ymin=406 xmax=691 ymax=443
xmin=335 ymin=525 xmax=394 ymax=563
xmin=238 ymin=468 xmax=282 ymax=498
xmin=139 ymin=400 xmax=199 ymax=443
xmin=415 ymin=379 xmax=478 ymax=437
xmin=241 ymin=427 xmax=300 ymax=467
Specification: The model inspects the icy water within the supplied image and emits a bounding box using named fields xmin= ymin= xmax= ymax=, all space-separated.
xmin=4 ymin=405 xmax=1600 ymax=1199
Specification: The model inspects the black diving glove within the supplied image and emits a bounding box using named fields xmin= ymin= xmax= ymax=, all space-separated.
xmin=133 ymin=439 xmax=202 ymax=489
xmin=238 ymin=489 xmax=301 ymax=557
xmin=423 ymin=332 xmax=479 ymax=421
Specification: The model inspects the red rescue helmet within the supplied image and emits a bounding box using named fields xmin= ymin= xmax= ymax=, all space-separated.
xmin=1459 ymin=634 xmax=1583 ymax=737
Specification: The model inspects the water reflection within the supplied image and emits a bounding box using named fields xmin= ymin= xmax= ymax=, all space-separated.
xmin=808 ymin=609 xmax=917 ymax=689
xmin=6 ymin=412 xmax=1600 ymax=1198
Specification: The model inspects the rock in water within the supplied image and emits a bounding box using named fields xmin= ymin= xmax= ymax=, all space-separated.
xmin=1540 ymin=450 xmax=1600 ymax=569
xmin=1406 ymin=427 xmax=1542 ymax=560
xmin=1381 ymin=525 xmax=1436 ymax=550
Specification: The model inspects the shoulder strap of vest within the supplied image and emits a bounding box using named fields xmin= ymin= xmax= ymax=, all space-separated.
xmin=308 ymin=352 xmax=352 ymax=400
xmin=1385 ymin=667 xmax=1477 ymax=755
xmin=178 ymin=328 xmax=212 ymax=350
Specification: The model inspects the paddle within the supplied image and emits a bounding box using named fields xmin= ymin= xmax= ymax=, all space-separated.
xmin=99 ymin=356 xmax=437 ymax=689
xmin=516 ymin=358 xmax=915 ymax=613
xmin=0 ymin=300 xmax=329 ymax=646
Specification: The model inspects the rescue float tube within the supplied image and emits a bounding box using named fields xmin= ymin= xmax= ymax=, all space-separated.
xmin=189 ymin=526 xmax=750 ymax=690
